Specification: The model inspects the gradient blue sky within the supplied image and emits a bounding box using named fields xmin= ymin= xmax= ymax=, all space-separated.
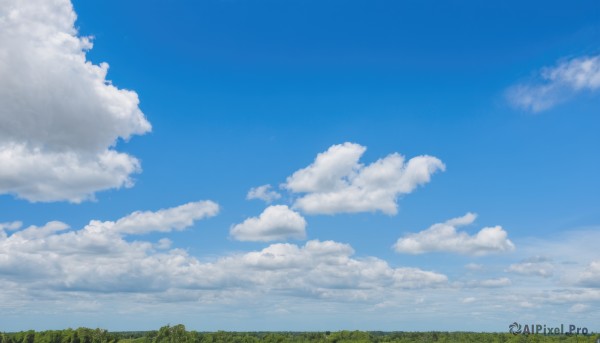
xmin=0 ymin=0 xmax=599 ymax=332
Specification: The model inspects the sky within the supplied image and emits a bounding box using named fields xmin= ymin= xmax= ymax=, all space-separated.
xmin=0 ymin=0 xmax=599 ymax=333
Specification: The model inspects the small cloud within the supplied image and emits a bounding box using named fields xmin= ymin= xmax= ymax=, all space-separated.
xmin=247 ymin=184 xmax=281 ymax=203
xmin=507 ymin=256 xmax=554 ymax=278
xmin=568 ymin=303 xmax=590 ymax=313
xmin=230 ymin=205 xmax=307 ymax=242
xmin=394 ymin=213 xmax=515 ymax=256
xmin=373 ymin=300 xmax=396 ymax=309
xmin=156 ymin=238 xmax=172 ymax=250
xmin=519 ymin=301 xmax=538 ymax=309
xmin=506 ymin=54 xmax=600 ymax=112
xmin=576 ymin=261 xmax=600 ymax=287
xmin=465 ymin=263 xmax=484 ymax=271
xmin=0 ymin=221 xmax=23 ymax=231
xmin=467 ymin=277 xmax=512 ymax=288
xmin=106 ymin=201 xmax=220 ymax=235
xmin=414 ymin=297 xmax=425 ymax=304
xmin=462 ymin=297 xmax=476 ymax=304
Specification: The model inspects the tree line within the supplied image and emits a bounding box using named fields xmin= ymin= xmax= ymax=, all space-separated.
xmin=1 ymin=325 xmax=598 ymax=343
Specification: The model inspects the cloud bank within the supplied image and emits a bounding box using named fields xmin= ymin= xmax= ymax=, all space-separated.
xmin=0 ymin=205 xmax=447 ymax=298
xmin=0 ymin=0 xmax=151 ymax=202
xmin=0 ymin=201 xmax=219 ymax=292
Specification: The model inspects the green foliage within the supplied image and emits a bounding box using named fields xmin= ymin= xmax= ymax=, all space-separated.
xmin=0 ymin=326 xmax=598 ymax=343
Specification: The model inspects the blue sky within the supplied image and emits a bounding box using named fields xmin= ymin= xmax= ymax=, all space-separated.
xmin=0 ymin=0 xmax=599 ymax=332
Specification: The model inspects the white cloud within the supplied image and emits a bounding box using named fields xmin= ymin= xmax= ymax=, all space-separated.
xmin=507 ymin=54 xmax=600 ymax=112
xmin=0 ymin=221 xmax=22 ymax=231
xmin=0 ymin=209 xmax=447 ymax=298
xmin=156 ymin=238 xmax=173 ymax=250
xmin=0 ymin=0 xmax=151 ymax=202
xmin=467 ymin=277 xmax=512 ymax=288
xmin=230 ymin=205 xmax=307 ymax=242
xmin=247 ymin=184 xmax=281 ymax=203
xmin=518 ymin=301 xmax=537 ymax=309
xmin=464 ymin=263 xmax=484 ymax=271
xmin=0 ymin=201 xmax=218 ymax=292
xmin=5 ymin=217 xmax=600 ymax=329
xmin=284 ymin=142 xmax=445 ymax=215
xmin=223 ymin=240 xmax=447 ymax=292
xmin=541 ymin=288 xmax=600 ymax=304
xmin=507 ymin=257 xmax=554 ymax=278
xmin=576 ymin=261 xmax=600 ymax=287
xmin=109 ymin=201 xmax=220 ymax=235
xmin=568 ymin=303 xmax=590 ymax=313
xmin=394 ymin=213 xmax=515 ymax=255
xmin=461 ymin=297 xmax=476 ymax=304
xmin=0 ymin=146 xmax=142 ymax=203
xmin=502 ymin=228 xmax=600 ymax=288
xmin=285 ymin=143 xmax=366 ymax=194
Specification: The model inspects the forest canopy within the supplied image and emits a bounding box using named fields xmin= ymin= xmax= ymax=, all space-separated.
xmin=1 ymin=325 xmax=598 ymax=343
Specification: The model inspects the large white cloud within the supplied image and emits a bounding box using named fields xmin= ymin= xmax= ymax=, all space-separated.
xmin=0 ymin=208 xmax=447 ymax=296
xmin=0 ymin=0 xmax=151 ymax=202
xmin=394 ymin=213 xmax=515 ymax=255
xmin=284 ymin=142 xmax=445 ymax=215
xmin=216 ymin=240 xmax=448 ymax=293
xmin=230 ymin=205 xmax=307 ymax=242
xmin=0 ymin=201 xmax=218 ymax=292
xmin=507 ymin=54 xmax=600 ymax=112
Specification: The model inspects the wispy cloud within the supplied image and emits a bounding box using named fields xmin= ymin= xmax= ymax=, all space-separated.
xmin=576 ymin=261 xmax=600 ymax=287
xmin=466 ymin=277 xmax=512 ymax=288
xmin=506 ymin=55 xmax=600 ymax=112
xmin=507 ymin=256 xmax=554 ymax=278
xmin=247 ymin=184 xmax=282 ymax=203
xmin=107 ymin=201 xmax=220 ymax=235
